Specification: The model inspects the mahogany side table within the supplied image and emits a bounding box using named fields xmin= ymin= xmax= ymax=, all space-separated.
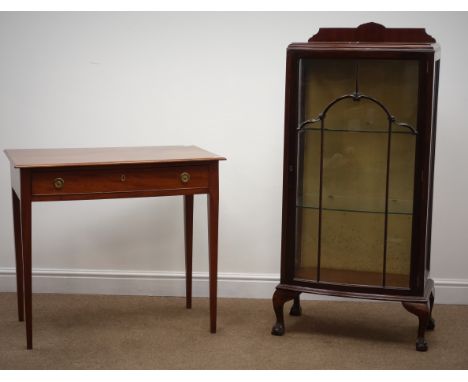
xmin=4 ymin=145 xmax=225 ymax=349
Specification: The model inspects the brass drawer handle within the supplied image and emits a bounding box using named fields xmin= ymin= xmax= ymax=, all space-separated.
xmin=180 ymin=172 xmax=190 ymax=184
xmin=53 ymin=178 xmax=65 ymax=190
xmin=121 ymin=174 xmax=126 ymax=182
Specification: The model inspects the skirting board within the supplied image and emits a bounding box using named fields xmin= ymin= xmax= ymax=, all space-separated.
xmin=0 ymin=267 xmax=467 ymax=304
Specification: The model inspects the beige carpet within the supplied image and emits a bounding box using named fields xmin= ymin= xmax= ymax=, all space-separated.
xmin=0 ymin=293 xmax=467 ymax=369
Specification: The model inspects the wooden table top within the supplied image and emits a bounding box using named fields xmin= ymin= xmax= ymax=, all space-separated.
xmin=4 ymin=146 xmax=225 ymax=168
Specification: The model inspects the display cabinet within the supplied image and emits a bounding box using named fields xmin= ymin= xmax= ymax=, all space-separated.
xmin=271 ymin=23 xmax=440 ymax=351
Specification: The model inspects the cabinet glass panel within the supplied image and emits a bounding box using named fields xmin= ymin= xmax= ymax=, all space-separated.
xmin=295 ymin=58 xmax=419 ymax=288
xmin=295 ymin=207 xmax=319 ymax=281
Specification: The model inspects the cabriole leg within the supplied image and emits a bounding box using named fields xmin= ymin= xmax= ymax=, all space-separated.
xmin=402 ymin=300 xmax=430 ymax=352
xmin=271 ymin=289 xmax=299 ymax=336
xmin=427 ymin=289 xmax=435 ymax=331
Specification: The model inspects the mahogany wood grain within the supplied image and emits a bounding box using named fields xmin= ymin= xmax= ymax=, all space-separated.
xmin=184 ymin=195 xmax=194 ymax=309
xmin=31 ymin=165 xmax=209 ymax=196
xmin=207 ymin=162 xmax=219 ymax=334
xmin=271 ymin=288 xmax=300 ymax=336
xmin=207 ymin=162 xmax=220 ymax=334
xmin=402 ymin=302 xmax=429 ymax=341
xmin=276 ymin=278 xmax=434 ymax=304
xmin=4 ymin=145 xmax=225 ymax=168
xmin=5 ymin=146 xmax=224 ymax=349
xmin=277 ymin=23 xmax=438 ymax=303
xmin=20 ymin=169 xmax=33 ymax=349
xmin=402 ymin=283 xmax=435 ymax=352
xmin=289 ymin=295 xmax=302 ymax=316
xmin=12 ymin=190 xmax=24 ymax=322
xmin=276 ymin=23 xmax=439 ymax=349
xmin=308 ymin=22 xmax=436 ymax=44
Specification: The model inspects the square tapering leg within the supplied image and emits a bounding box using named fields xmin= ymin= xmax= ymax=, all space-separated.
xmin=20 ymin=170 xmax=33 ymax=349
xmin=207 ymin=163 xmax=219 ymax=333
xmin=184 ymin=194 xmax=194 ymax=309
xmin=12 ymin=189 xmax=24 ymax=322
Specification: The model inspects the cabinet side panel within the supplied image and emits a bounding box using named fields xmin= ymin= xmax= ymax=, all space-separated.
xmin=425 ymin=59 xmax=440 ymax=273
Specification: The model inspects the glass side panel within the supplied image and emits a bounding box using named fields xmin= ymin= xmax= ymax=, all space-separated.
xmin=386 ymin=129 xmax=416 ymax=288
xmin=426 ymin=59 xmax=440 ymax=273
xmin=386 ymin=214 xmax=412 ymax=288
xmin=295 ymin=58 xmax=418 ymax=289
xmin=294 ymin=207 xmax=318 ymax=281
xmin=388 ymin=133 xmax=417 ymax=214
xmin=298 ymin=130 xmax=320 ymax=207
xmin=295 ymin=129 xmax=320 ymax=279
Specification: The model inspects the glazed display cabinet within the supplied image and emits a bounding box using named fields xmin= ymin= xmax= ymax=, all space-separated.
xmin=271 ymin=23 xmax=440 ymax=351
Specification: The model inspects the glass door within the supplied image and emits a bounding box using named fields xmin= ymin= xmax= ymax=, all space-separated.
xmin=294 ymin=59 xmax=419 ymax=289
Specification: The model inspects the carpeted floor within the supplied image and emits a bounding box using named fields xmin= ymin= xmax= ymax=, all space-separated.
xmin=0 ymin=293 xmax=467 ymax=369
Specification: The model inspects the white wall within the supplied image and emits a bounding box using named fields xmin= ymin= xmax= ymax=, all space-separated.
xmin=0 ymin=12 xmax=467 ymax=303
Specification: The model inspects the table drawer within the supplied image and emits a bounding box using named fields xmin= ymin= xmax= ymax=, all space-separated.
xmin=32 ymin=165 xmax=209 ymax=195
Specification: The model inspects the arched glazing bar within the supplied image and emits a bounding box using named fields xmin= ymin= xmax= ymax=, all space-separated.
xmin=296 ymin=92 xmax=417 ymax=287
xmin=297 ymin=92 xmax=418 ymax=135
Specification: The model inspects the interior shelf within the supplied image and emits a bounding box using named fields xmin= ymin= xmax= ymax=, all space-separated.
xmin=300 ymin=127 xmax=416 ymax=135
xmin=296 ymin=204 xmax=413 ymax=216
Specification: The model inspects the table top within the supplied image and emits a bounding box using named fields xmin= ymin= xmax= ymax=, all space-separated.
xmin=4 ymin=146 xmax=225 ymax=168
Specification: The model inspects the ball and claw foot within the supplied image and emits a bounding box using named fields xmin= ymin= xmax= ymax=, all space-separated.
xmin=416 ymin=337 xmax=428 ymax=352
xmin=427 ymin=317 xmax=435 ymax=330
xmin=271 ymin=322 xmax=285 ymax=336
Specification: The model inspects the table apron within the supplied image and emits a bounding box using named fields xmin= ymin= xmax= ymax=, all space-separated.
xmin=30 ymin=164 xmax=210 ymax=199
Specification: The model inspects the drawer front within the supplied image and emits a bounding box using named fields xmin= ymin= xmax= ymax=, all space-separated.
xmin=32 ymin=165 xmax=209 ymax=195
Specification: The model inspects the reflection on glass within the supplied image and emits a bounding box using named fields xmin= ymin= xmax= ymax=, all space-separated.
xmin=358 ymin=60 xmax=419 ymax=130
xmin=386 ymin=215 xmax=413 ymax=288
xmin=388 ymin=134 xmax=417 ymax=214
xmin=320 ymin=210 xmax=384 ymax=286
xmin=295 ymin=58 xmax=418 ymax=289
xmin=298 ymin=130 xmax=320 ymax=207
xmin=294 ymin=208 xmax=318 ymax=281
xmin=322 ymin=99 xmax=388 ymax=213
